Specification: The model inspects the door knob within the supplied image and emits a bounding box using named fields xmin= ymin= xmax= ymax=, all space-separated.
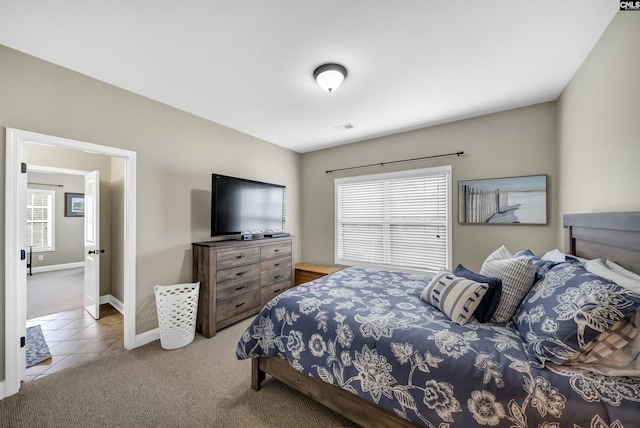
xmin=88 ymin=249 xmax=106 ymax=254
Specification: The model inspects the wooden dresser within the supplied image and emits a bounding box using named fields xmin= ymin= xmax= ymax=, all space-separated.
xmin=192 ymin=237 xmax=293 ymax=338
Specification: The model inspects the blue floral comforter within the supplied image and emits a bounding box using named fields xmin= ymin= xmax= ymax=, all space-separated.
xmin=236 ymin=267 xmax=640 ymax=427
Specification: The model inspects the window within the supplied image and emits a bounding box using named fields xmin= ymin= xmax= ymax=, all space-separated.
xmin=27 ymin=189 xmax=55 ymax=252
xmin=335 ymin=166 xmax=451 ymax=273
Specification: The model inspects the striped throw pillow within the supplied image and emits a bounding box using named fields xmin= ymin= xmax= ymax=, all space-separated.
xmin=420 ymin=271 xmax=488 ymax=325
xmin=480 ymin=247 xmax=536 ymax=322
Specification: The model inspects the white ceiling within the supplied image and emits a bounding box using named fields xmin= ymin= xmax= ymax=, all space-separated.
xmin=0 ymin=1 xmax=618 ymax=153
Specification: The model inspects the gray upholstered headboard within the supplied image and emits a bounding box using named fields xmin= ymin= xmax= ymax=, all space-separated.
xmin=563 ymin=211 xmax=640 ymax=275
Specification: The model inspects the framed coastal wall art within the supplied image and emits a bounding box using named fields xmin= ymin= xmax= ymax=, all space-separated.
xmin=64 ymin=192 xmax=85 ymax=217
xmin=458 ymin=175 xmax=547 ymax=224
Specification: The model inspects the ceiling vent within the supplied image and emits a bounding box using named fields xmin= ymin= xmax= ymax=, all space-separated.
xmin=334 ymin=123 xmax=355 ymax=131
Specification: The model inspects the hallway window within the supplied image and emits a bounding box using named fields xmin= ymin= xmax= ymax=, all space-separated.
xmin=27 ymin=189 xmax=55 ymax=251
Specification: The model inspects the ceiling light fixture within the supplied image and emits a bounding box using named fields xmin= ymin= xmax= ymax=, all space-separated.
xmin=313 ymin=63 xmax=348 ymax=93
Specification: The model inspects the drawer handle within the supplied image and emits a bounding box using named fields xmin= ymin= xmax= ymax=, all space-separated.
xmin=235 ymin=302 xmax=245 ymax=308
xmin=236 ymin=255 xmax=244 ymax=259
xmin=273 ymin=288 xmax=281 ymax=294
xmin=274 ymin=249 xmax=280 ymax=252
xmin=274 ymin=263 xmax=280 ymax=267
xmin=235 ymin=286 xmax=245 ymax=291
xmin=273 ymin=275 xmax=281 ymax=280
xmin=236 ymin=272 xmax=244 ymax=276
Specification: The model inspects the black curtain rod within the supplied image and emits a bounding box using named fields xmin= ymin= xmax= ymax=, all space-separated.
xmin=325 ymin=151 xmax=464 ymax=174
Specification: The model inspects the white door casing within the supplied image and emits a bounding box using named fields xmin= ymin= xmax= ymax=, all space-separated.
xmin=4 ymin=128 xmax=137 ymax=399
xmin=4 ymin=133 xmax=28 ymax=389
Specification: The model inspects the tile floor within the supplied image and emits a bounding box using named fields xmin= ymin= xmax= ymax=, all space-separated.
xmin=26 ymin=304 xmax=124 ymax=382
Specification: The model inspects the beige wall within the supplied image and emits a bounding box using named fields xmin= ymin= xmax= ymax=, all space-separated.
xmin=557 ymin=12 xmax=640 ymax=235
xmin=300 ymin=102 xmax=559 ymax=272
xmin=0 ymin=45 xmax=301 ymax=380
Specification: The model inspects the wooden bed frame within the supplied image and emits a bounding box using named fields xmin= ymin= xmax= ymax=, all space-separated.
xmin=563 ymin=212 xmax=640 ymax=274
xmin=251 ymin=211 xmax=640 ymax=428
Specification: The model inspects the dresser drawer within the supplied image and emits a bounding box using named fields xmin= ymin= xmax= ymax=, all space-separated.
xmin=216 ymin=276 xmax=261 ymax=301
xmin=260 ymin=257 xmax=291 ymax=273
xmin=260 ymin=242 xmax=291 ymax=260
xmin=261 ymin=279 xmax=290 ymax=305
xmin=261 ymin=265 xmax=291 ymax=286
xmin=216 ymin=290 xmax=261 ymax=322
xmin=216 ymin=263 xmax=260 ymax=286
xmin=217 ymin=247 xmax=261 ymax=269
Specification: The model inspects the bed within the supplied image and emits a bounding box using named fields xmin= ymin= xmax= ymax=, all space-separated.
xmin=236 ymin=212 xmax=640 ymax=427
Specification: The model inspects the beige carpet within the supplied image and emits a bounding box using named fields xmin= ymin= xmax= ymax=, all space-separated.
xmin=27 ymin=268 xmax=84 ymax=319
xmin=1 ymin=318 xmax=359 ymax=428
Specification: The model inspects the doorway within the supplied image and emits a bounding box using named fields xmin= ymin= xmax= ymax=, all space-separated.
xmin=5 ymin=128 xmax=137 ymax=398
xmin=25 ymin=166 xmax=119 ymax=381
xmin=27 ymin=166 xmax=93 ymax=316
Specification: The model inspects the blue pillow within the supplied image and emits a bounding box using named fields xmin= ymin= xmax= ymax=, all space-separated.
xmin=514 ymin=262 xmax=640 ymax=366
xmin=453 ymin=264 xmax=502 ymax=323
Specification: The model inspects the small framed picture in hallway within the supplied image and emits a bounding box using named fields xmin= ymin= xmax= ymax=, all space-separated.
xmin=458 ymin=175 xmax=547 ymax=224
xmin=65 ymin=192 xmax=85 ymax=217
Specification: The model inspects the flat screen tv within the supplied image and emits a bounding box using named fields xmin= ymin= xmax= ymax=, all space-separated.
xmin=211 ymin=174 xmax=285 ymax=236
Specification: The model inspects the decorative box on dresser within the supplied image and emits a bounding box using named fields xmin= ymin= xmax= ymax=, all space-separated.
xmin=192 ymin=237 xmax=293 ymax=338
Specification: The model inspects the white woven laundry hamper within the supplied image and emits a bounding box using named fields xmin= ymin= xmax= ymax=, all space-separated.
xmin=154 ymin=282 xmax=200 ymax=350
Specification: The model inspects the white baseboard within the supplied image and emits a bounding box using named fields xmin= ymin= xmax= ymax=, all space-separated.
xmin=135 ymin=328 xmax=160 ymax=348
xmin=0 ymin=380 xmax=6 ymax=400
xmin=100 ymin=295 xmax=162 ymax=347
xmin=30 ymin=262 xmax=84 ymax=274
xmin=99 ymin=294 xmax=125 ymax=315
xmin=98 ymin=294 xmax=159 ymax=348
xmin=44 ymin=292 xmax=155 ymax=348
xmin=97 ymin=294 xmax=160 ymax=349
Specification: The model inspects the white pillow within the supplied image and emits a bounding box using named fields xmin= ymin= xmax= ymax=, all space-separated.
xmin=480 ymin=246 xmax=536 ymax=322
xmin=585 ymin=259 xmax=640 ymax=294
xmin=606 ymin=259 xmax=640 ymax=282
xmin=489 ymin=244 xmax=513 ymax=260
xmin=421 ymin=271 xmax=488 ymax=325
xmin=542 ymin=248 xmax=588 ymax=264
xmin=542 ymin=249 xmax=567 ymax=263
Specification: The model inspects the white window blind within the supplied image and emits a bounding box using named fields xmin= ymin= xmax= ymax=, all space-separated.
xmin=335 ymin=166 xmax=451 ymax=273
xmin=27 ymin=189 xmax=55 ymax=252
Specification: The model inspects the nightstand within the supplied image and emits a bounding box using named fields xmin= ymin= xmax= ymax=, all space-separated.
xmin=294 ymin=263 xmax=343 ymax=286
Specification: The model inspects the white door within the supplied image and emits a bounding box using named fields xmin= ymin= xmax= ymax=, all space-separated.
xmin=84 ymin=170 xmax=100 ymax=319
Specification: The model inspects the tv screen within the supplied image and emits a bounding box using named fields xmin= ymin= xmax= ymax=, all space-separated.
xmin=211 ymin=174 xmax=285 ymax=236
